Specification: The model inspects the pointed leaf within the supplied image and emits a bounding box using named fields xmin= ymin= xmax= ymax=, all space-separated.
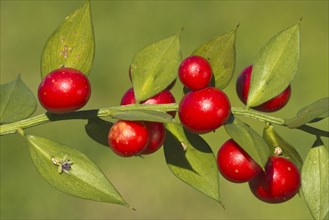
xmin=263 ymin=124 xmax=303 ymax=170
xmin=164 ymin=122 xmax=221 ymax=204
xmin=247 ymin=22 xmax=300 ymax=107
xmin=302 ymin=138 xmax=329 ymax=220
xmin=224 ymin=114 xmax=269 ymax=169
xmin=24 ymin=135 xmax=129 ymax=207
xmin=131 ymin=33 xmax=181 ymax=102
xmin=41 ymin=0 xmax=95 ymax=77
xmin=192 ymin=26 xmax=238 ymax=89
xmin=285 ymin=97 xmax=329 ymax=128
xmin=0 ymin=75 xmax=37 ymax=124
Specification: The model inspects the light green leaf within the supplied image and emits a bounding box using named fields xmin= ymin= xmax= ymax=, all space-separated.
xmin=302 ymin=138 xmax=329 ymax=220
xmin=41 ymin=0 xmax=95 ymax=77
xmin=131 ymin=33 xmax=181 ymax=102
xmin=247 ymin=22 xmax=300 ymax=107
xmin=112 ymin=110 xmax=173 ymax=123
xmin=224 ymin=114 xmax=269 ymax=169
xmin=192 ymin=26 xmax=238 ymax=89
xmin=164 ymin=122 xmax=221 ymax=204
xmin=0 ymin=75 xmax=36 ymax=124
xmin=24 ymin=135 xmax=130 ymax=207
xmin=263 ymin=124 xmax=303 ymax=170
xmin=285 ymin=97 xmax=329 ymax=128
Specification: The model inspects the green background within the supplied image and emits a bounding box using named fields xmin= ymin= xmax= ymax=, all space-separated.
xmin=1 ymin=0 xmax=328 ymax=219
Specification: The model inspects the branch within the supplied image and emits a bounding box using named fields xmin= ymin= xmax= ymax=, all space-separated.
xmin=0 ymin=104 xmax=178 ymax=135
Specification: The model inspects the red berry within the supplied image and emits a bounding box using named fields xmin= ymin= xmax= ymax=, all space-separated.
xmin=108 ymin=120 xmax=149 ymax=157
xmin=120 ymin=87 xmax=176 ymax=117
xmin=142 ymin=122 xmax=166 ymax=155
xmin=217 ymin=139 xmax=262 ymax=183
xmin=178 ymin=87 xmax=231 ymax=134
xmin=37 ymin=68 xmax=91 ymax=114
xmin=249 ymin=156 xmax=301 ymax=203
xmin=178 ymin=56 xmax=213 ymax=91
xmin=236 ymin=65 xmax=291 ymax=112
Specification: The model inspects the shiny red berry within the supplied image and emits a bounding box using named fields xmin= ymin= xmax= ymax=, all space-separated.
xmin=37 ymin=68 xmax=91 ymax=114
xmin=120 ymin=87 xmax=176 ymax=117
xmin=178 ymin=87 xmax=231 ymax=134
xmin=178 ymin=56 xmax=212 ymax=91
xmin=142 ymin=122 xmax=166 ymax=155
xmin=217 ymin=139 xmax=262 ymax=183
xmin=236 ymin=65 xmax=291 ymax=112
xmin=249 ymin=156 xmax=301 ymax=203
xmin=108 ymin=120 xmax=149 ymax=157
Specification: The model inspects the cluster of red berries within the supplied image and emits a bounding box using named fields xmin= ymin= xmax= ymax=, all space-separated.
xmin=108 ymin=86 xmax=176 ymax=157
xmin=217 ymin=66 xmax=298 ymax=203
xmin=217 ymin=139 xmax=301 ymax=203
xmin=38 ymin=68 xmax=91 ymax=114
xmin=178 ymin=56 xmax=231 ymax=134
xmin=37 ymin=60 xmax=299 ymax=204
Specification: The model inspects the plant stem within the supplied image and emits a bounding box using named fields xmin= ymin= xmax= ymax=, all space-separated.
xmin=1 ymin=105 xmax=327 ymax=138
xmin=0 ymin=104 xmax=178 ymax=135
xmin=231 ymin=107 xmax=285 ymax=125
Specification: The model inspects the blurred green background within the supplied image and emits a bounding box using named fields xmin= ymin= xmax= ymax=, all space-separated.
xmin=1 ymin=0 xmax=328 ymax=219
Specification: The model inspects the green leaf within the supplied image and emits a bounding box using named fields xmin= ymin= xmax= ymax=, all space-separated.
xmin=302 ymin=138 xmax=329 ymax=220
xmin=0 ymin=75 xmax=37 ymax=124
xmin=224 ymin=114 xmax=270 ymax=169
xmin=131 ymin=33 xmax=181 ymax=102
xmin=24 ymin=135 xmax=130 ymax=207
xmin=41 ymin=0 xmax=95 ymax=77
xmin=112 ymin=110 xmax=173 ymax=123
xmin=263 ymin=124 xmax=303 ymax=170
xmin=192 ymin=26 xmax=238 ymax=89
xmin=164 ymin=122 xmax=221 ymax=204
xmin=247 ymin=22 xmax=300 ymax=107
xmin=85 ymin=118 xmax=113 ymax=147
xmin=285 ymin=97 xmax=329 ymax=128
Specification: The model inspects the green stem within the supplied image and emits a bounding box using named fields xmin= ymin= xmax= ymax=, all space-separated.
xmin=1 ymin=105 xmax=327 ymax=138
xmin=231 ymin=107 xmax=285 ymax=125
xmin=0 ymin=104 xmax=178 ymax=135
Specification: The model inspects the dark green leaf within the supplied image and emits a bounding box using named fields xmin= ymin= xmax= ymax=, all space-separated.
xmin=224 ymin=114 xmax=270 ymax=169
xmin=24 ymin=135 xmax=130 ymax=207
xmin=247 ymin=22 xmax=300 ymax=107
xmin=0 ymin=75 xmax=37 ymax=124
xmin=113 ymin=110 xmax=173 ymax=123
xmin=131 ymin=33 xmax=181 ymax=102
xmin=41 ymin=0 xmax=95 ymax=77
xmin=85 ymin=118 xmax=113 ymax=147
xmin=285 ymin=97 xmax=329 ymax=128
xmin=302 ymin=138 xmax=329 ymax=220
xmin=164 ymin=122 xmax=221 ymax=204
xmin=192 ymin=26 xmax=238 ymax=89
xmin=263 ymin=124 xmax=303 ymax=170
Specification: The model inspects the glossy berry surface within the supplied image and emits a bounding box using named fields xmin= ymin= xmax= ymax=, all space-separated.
xmin=108 ymin=120 xmax=149 ymax=157
xmin=217 ymin=139 xmax=261 ymax=183
xmin=178 ymin=56 xmax=212 ymax=91
xmin=120 ymin=87 xmax=176 ymax=116
xmin=178 ymin=87 xmax=231 ymax=134
xmin=236 ymin=65 xmax=291 ymax=112
xmin=38 ymin=68 xmax=91 ymax=114
xmin=142 ymin=122 xmax=166 ymax=155
xmin=249 ymin=156 xmax=301 ymax=203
